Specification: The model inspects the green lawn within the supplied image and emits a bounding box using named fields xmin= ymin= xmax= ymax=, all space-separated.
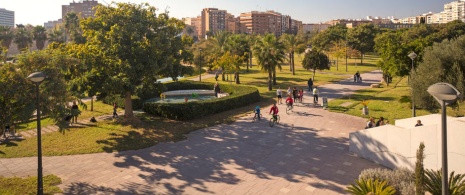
xmin=0 ymin=175 xmax=62 ymax=195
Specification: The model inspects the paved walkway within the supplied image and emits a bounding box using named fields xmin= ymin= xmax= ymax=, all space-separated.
xmin=0 ymin=70 xmax=384 ymax=195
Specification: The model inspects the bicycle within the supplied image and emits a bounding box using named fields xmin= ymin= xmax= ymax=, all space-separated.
xmin=269 ymin=114 xmax=280 ymax=127
xmin=286 ymin=103 xmax=293 ymax=114
xmin=252 ymin=113 xmax=262 ymax=122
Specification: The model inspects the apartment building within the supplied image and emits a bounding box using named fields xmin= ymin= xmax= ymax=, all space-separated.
xmin=44 ymin=19 xmax=63 ymax=29
xmin=302 ymin=23 xmax=330 ymax=33
xmin=239 ymin=10 xmax=284 ymax=36
xmin=226 ymin=13 xmax=240 ymax=34
xmin=443 ymin=0 xmax=465 ymax=22
xmin=62 ymin=0 xmax=99 ymax=20
xmin=183 ymin=16 xmax=202 ymax=38
xmin=201 ymin=8 xmax=227 ymax=39
xmin=0 ymin=8 xmax=14 ymax=27
xmin=290 ymin=19 xmax=302 ymax=34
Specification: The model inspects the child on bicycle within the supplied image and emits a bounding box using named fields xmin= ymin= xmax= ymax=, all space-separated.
xmin=285 ymin=95 xmax=294 ymax=109
xmin=269 ymin=103 xmax=279 ymax=120
xmin=254 ymin=106 xmax=261 ymax=120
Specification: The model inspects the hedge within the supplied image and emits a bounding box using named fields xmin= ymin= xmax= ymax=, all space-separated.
xmin=143 ymin=81 xmax=260 ymax=120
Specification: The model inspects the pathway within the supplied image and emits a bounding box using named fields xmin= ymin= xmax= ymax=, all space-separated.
xmin=0 ymin=70 xmax=385 ymax=195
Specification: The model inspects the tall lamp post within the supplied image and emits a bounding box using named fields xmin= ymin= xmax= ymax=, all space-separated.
xmin=199 ymin=48 xmax=202 ymax=81
xmin=27 ymin=72 xmax=46 ymax=195
xmin=427 ymin=83 xmax=462 ymax=195
xmin=408 ymin=52 xmax=417 ymax=117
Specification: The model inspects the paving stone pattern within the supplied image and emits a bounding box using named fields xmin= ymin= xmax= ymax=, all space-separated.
xmin=0 ymin=70 xmax=385 ymax=194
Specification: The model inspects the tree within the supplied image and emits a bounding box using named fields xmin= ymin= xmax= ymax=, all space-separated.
xmin=253 ymin=34 xmax=286 ymax=91
xmin=412 ymin=35 xmax=465 ymax=111
xmin=64 ymin=12 xmax=80 ymax=43
xmin=80 ymin=2 xmax=189 ymax=117
xmin=225 ymin=34 xmax=248 ymax=82
xmin=206 ymin=31 xmax=231 ymax=80
xmin=347 ymin=23 xmax=378 ymax=65
xmin=302 ymin=50 xmax=330 ymax=81
xmin=281 ymin=33 xmax=306 ymax=75
xmin=415 ymin=142 xmax=425 ymax=195
xmin=14 ymin=26 xmax=32 ymax=52
xmin=48 ymin=27 xmax=65 ymax=44
xmin=32 ymin=25 xmax=47 ymax=50
xmin=0 ymin=26 xmax=14 ymax=51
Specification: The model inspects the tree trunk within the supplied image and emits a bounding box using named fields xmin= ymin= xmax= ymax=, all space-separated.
xmin=124 ymin=91 xmax=133 ymax=118
xmin=312 ymin=68 xmax=316 ymax=81
xmin=361 ymin=52 xmax=364 ymax=65
xmin=292 ymin=51 xmax=295 ymax=75
xmin=273 ymin=68 xmax=277 ymax=85
xmin=246 ymin=60 xmax=249 ymax=72
xmin=249 ymin=52 xmax=253 ymax=68
xmin=222 ymin=72 xmax=226 ymax=81
xmin=268 ymin=70 xmax=273 ymax=91
xmin=90 ymin=97 xmax=93 ymax=111
xmin=289 ymin=53 xmax=292 ymax=72
xmin=236 ymin=72 xmax=240 ymax=84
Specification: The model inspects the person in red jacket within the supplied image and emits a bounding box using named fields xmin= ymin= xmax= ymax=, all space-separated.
xmin=269 ymin=103 xmax=279 ymax=121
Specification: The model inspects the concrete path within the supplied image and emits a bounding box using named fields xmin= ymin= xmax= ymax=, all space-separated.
xmin=0 ymin=70 xmax=384 ymax=195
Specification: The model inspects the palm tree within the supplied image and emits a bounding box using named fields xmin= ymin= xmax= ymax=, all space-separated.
xmin=14 ymin=26 xmax=32 ymax=52
xmin=225 ymin=34 xmax=248 ymax=82
xmin=0 ymin=26 xmax=14 ymax=51
xmin=253 ymin=34 xmax=286 ymax=91
xmin=32 ymin=26 xmax=47 ymax=50
xmin=64 ymin=12 xmax=80 ymax=43
xmin=48 ymin=28 xmax=65 ymax=44
xmin=281 ymin=33 xmax=306 ymax=75
xmin=207 ymin=31 xmax=231 ymax=80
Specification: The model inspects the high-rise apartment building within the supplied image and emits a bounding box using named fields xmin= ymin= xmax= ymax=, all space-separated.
xmin=201 ymin=8 xmax=227 ymax=39
xmin=443 ymin=0 xmax=465 ymax=23
xmin=239 ymin=11 xmax=284 ymax=36
xmin=62 ymin=0 xmax=99 ymax=20
xmin=0 ymin=8 xmax=14 ymax=27
xmin=183 ymin=16 xmax=202 ymax=38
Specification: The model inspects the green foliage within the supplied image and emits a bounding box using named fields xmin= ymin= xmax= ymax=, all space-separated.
xmin=311 ymin=24 xmax=347 ymax=52
xmin=143 ymin=81 xmax=260 ymax=120
xmin=32 ymin=25 xmax=47 ymax=50
xmin=302 ymin=50 xmax=330 ymax=80
xmin=0 ymin=175 xmax=62 ymax=195
xmin=347 ymin=178 xmax=396 ymax=195
xmin=359 ymin=168 xmax=414 ymax=195
xmin=99 ymin=95 xmax=143 ymax=110
xmin=412 ymin=35 xmax=465 ymax=111
xmin=253 ymin=34 xmax=286 ymax=91
xmin=424 ymin=169 xmax=465 ymax=195
xmin=0 ymin=26 xmax=14 ymax=49
xmin=415 ymin=142 xmax=426 ymax=195
xmin=14 ymin=26 xmax=32 ymax=52
xmin=347 ymin=23 xmax=378 ymax=65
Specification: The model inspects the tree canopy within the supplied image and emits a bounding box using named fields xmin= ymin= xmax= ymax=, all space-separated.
xmin=302 ymin=50 xmax=330 ymax=80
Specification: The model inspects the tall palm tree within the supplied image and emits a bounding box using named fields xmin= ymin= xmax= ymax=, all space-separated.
xmin=253 ymin=34 xmax=286 ymax=91
xmin=14 ymin=26 xmax=32 ymax=52
xmin=48 ymin=28 xmax=65 ymax=44
xmin=32 ymin=26 xmax=47 ymax=50
xmin=64 ymin=12 xmax=80 ymax=43
xmin=281 ymin=33 xmax=306 ymax=75
xmin=207 ymin=31 xmax=231 ymax=80
xmin=225 ymin=34 xmax=248 ymax=82
xmin=0 ymin=26 xmax=14 ymax=51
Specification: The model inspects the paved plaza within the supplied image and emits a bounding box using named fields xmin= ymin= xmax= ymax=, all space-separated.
xmin=0 ymin=71 xmax=385 ymax=195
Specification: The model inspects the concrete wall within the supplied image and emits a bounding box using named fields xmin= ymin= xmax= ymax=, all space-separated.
xmin=349 ymin=114 xmax=465 ymax=174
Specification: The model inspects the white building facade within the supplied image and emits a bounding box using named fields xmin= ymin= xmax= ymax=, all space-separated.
xmin=0 ymin=8 xmax=14 ymax=27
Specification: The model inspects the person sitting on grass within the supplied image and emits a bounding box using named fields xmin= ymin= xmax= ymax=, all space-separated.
xmin=285 ymin=95 xmax=294 ymax=109
xmin=254 ymin=106 xmax=261 ymax=120
xmin=269 ymin=103 xmax=279 ymax=121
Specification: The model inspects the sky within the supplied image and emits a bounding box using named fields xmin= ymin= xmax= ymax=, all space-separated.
xmin=2 ymin=0 xmax=450 ymax=26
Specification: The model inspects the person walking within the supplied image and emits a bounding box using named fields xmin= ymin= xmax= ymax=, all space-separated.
xmin=307 ymin=78 xmax=313 ymax=92
xmin=71 ymin=101 xmax=80 ymax=124
xmin=113 ymin=102 xmax=119 ymax=118
xmin=312 ymin=86 xmax=319 ymax=104
xmin=276 ymin=87 xmax=283 ymax=104
xmin=287 ymin=87 xmax=292 ymax=97
xmin=292 ymin=87 xmax=298 ymax=103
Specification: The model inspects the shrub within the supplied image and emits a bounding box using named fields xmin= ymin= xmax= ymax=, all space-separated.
xmin=424 ymin=169 xmax=465 ymax=195
xmin=359 ymin=168 xmax=414 ymax=195
xmin=346 ymin=178 xmax=396 ymax=195
xmin=143 ymin=81 xmax=261 ymax=120
xmin=415 ymin=142 xmax=426 ymax=195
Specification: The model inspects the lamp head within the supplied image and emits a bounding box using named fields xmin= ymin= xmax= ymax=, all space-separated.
xmin=427 ymin=82 xmax=461 ymax=106
xmin=408 ymin=52 xmax=417 ymax=60
xmin=27 ymin=72 xmax=46 ymax=83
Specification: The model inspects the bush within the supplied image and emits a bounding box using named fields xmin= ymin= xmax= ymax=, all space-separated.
xmin=143 ymin=81 xmax=260 ymax=120
xmin=346 ymin=178 xmax=396 ymax=195
xmin=98 ymin=94 xmax=144 ymax=110
xmin=424 ymin=169 xmax=465 ymax=195
xmin=359 ymin=168 xmax=415 ymax=195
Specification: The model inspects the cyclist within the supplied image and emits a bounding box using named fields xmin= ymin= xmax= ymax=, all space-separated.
xmin=285 ymin=95 xmax=294 ymax=110
xmin=254 ymin=106 xmax=261 ymax=120
xmin=269 ymin=103 xmax=279 ymax=121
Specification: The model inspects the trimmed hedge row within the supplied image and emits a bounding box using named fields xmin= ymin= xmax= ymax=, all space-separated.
xmin=143 ymin=81 xmax=260 ymax=120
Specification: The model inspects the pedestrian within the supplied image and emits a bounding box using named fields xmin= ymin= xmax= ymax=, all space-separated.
xmin=287 ymin=87 xmax=292 ymax=97
xmin=308 ymin=78 xmax=313 ymax=92
xmin=375 ymin=117 xmax=385 ymax=127
xmin=215 ymin=71 xmax=219 ymax=81
xmin=298 ymin=88 xmax=304 ymax=103
xmin=113 ymin=102 xmax=119 ymax=118
xmin=312 ymin=86 xmax=319 ymax=104
xmin=71 ymin=101 xmax=80 ymax=124
xmin=214 ymin=82 xmax=221 ymax=97
xmin=415 ymin=120 xmax=423 ymax=127
xmin=366 ymin=117 xmax=375 ymax=129
xmin=276 ymin=87 xmax=283 ymax=104
xmin=292 ymin=87 xmax=298 ymax=102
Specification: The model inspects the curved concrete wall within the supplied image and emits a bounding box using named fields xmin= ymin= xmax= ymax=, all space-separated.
xmin=349 ymin=114 xmax=465 ymax=174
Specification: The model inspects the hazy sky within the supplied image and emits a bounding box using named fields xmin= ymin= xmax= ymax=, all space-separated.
xmin=2 ymin=0 xmax=450 ymax=26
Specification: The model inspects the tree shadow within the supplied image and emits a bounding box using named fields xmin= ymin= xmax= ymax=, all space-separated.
xmin=62 ymin=182 xmax=154 ymax=195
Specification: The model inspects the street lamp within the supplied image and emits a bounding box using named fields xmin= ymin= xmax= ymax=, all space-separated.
xmin=199 ymin=48 xmax=202 ymax=81
xmin=427 ymin=82 xmax=462 ymax=195
xmin=408 ymin=52 xmax=417 ymax=117
xmin=27 ymin=71 xmax=46 ymax=195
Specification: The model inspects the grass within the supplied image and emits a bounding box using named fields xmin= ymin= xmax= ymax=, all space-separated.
xmin=328 ymin=76 xmax=465 ymax=122
xmin=0 ymin=175 xmax=62 ymax=195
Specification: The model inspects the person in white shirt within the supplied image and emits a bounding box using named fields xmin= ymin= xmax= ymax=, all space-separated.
xmin=313 ymin=86 xmax=319 ymax=104
xmin=276 ymin=87 xmax=283 ymax=104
